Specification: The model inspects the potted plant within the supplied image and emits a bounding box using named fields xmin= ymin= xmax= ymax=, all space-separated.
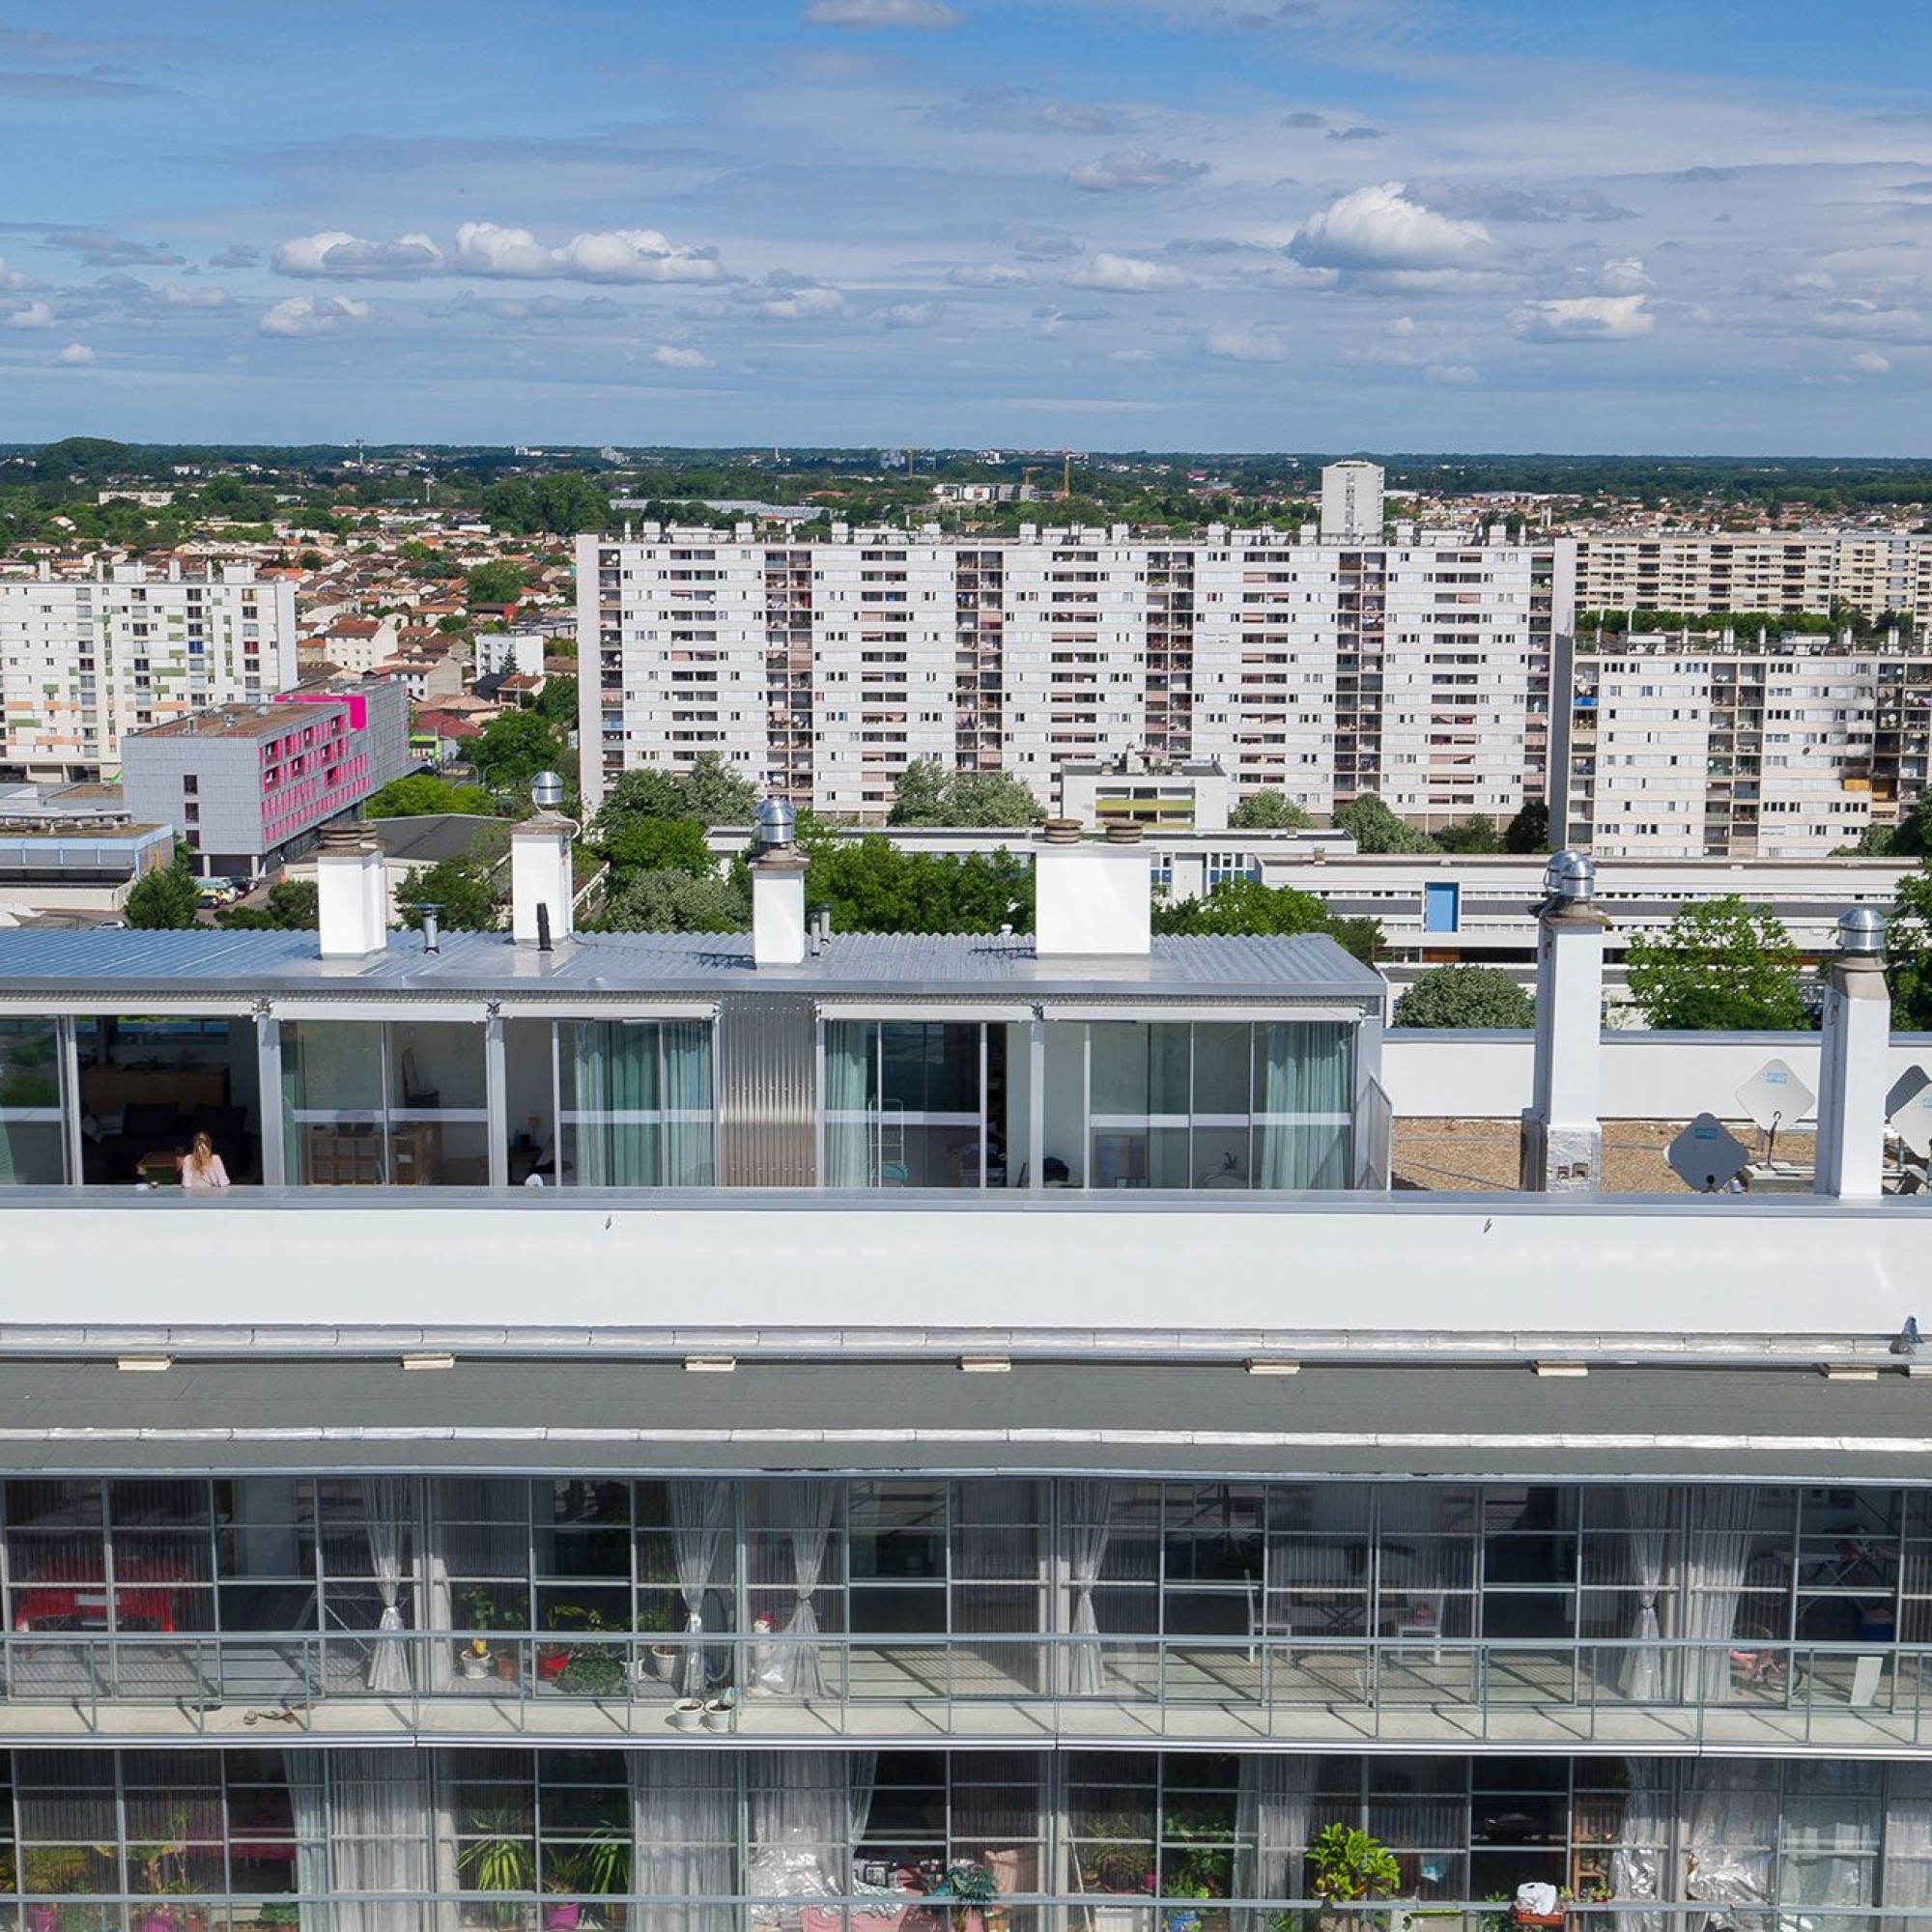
xmin=583 ymin=1819 xmax=631 ymax=1927
xmin=130 ymin=1817 xmax=195 ymax=1932
xmin=1080 ymin=1818 xmax=1156 ymax=1932
xmin=543 ymin=1848 xmax=588 ymax=1930
xmin=1160 ymin=1830 xmax=1232 ymax=1932
xmin=461 ymin=1587 xmax=497 ymax=1680
xmin=459 ymin=1806 xmax=536 ymax=1928
xmin=927 ymin=1862 xmax=999 ymax=1932
xmin=22 ymin=1844 xmax=91 ymax=1931
xmin=1307 ymin=1826 xmax=1402 ymax=1932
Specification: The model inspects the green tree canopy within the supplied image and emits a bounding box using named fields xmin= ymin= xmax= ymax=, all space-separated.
xmin=1889 ymin=860 xmax=1932 ymax=1029
xmin=600 ymin=816 xmax=715 ymax=877
xmin=214 ymin=880 xmax=318 ymax=931
xmin=482 ymin=473 xmax=611 ymax=536
xmin=122 ymin=848 xmax=200 ymax=929
xmin=600 ymin=867 xmax=751 ymax=934
xmin=1504 ymin=799 xmax=1550 ymax=854
xmin=1228 ymin=789 xmax=1314 ymax=832
xmin=887 ymin=759 xmax=1045 ymax=829
xmin=804 ymin=838 xmax=1034 ymax=935
xmin=1392 ymin=965 xmax=1535 ymax=1028
xmin=465 ymin=559 xmax=528 ymax=607
xmin=590 ymin=753 xmax=761 ymax=838
xmin=1334 ymin=793 xmax=1434 ymax=854
xmin=469 ymin=708 xmax=571 ymax=797
xmin=1435 ymin=813 xmax=1503 ymax=855
xmin=365 ymin=774 xmax=497 ymax=818
xmin=533 ymin=674 xmax=578 ymax=725
xmin=1625 ymin=895 xmax=1810 ymax=1030
xmin=1152 ymin=877 xmax=1330 ymax=937
xmin=395 ymin=856 xmax=500 ymax=932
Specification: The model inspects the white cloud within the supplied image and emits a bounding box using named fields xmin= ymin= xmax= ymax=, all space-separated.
xmin=805 ymin=0 xmax=960 ymax=24
xmin=554 ymin=228 xmax=725 ymax=284
xmin=1287 ymin=182 xmax=1492 ymax=272
xmin=1511 ymin=293 xmax=1656 ymax=342
xmin=651 ymin=344 xmax=714 ymax=368
xmin=881 ymin=301 xmax=941 ymax=327
xmin=7 ymin=301 xmax=54 ymax=330
xmin=948 ymin=263 xmax=1033 ymax=287
xmin=1065 ymin=252 xmax=1189 ymax=293
xmin=1388 ymin=315 xmax=1416 ymax=335
xmin=0 ymin=256 xmax=32 ymax=292
xmin=1205 ymin=323 xmax=1288 ymax=362
xmin=157 ymin=283 xmax=233 ymax=309
xmin=1598 ymin=257 xmax=1653 ymax=293
xmin=1425 ymin=362 xmax=1480 ymax=384
xmin=275 ymin=230 xmax=444 ymax=279
xmin=735 ymin=273 xmax=846 ymax=319
xmin=56 ymin=341 xmax=95 ymax=364
xmin=1107 ymin=347 xmax=1155 ymax=360
xmin=1067 ymin=149 xmax=1208 ymax=193
xmin=259 ymin=294 xmax=370 ymax=338
xmin=1851 ymin=351 xmax=1891 ymax=374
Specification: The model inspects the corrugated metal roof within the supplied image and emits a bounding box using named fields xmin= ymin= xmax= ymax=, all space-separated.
xmin=0 ymin=927 xmax=1382 ymax=1004
xmin=0 ymin=1358 xmax=1918 ymax=1478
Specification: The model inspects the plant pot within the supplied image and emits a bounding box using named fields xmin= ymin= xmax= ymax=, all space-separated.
xmin=702 ymin=1697 xmax=734 ymax=1732
xmin=459 ymin=1649 xmax=492 ymax=1681
xmin=27 ymin=1907 xmax=58 ymax=1932
xmin=648 ymin=1645 xmax=679 ymax=1681
xmin=669 ymin=1698 xmax=705 ymax=1731
xmin=495 ymin=1649 xmax=520 ymax=1682
xmin=545 ymin=1906 xmax=582 ymax=1930
xmin=135 ymin=1915 xmax=176 ymax=1932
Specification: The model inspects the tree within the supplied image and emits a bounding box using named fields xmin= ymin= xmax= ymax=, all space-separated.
xmin=365 ymin=774 xmax=497 ymax=818
xmin=469 ymin=709 xmax=570 ymax=796
xmin=887 ymin=759 xmax=1044 ymax=829
xmin=1152 ymin=877 xmax=1329 ymax=937
xmin=1504 ymin=799 xmax=1550 ymax=854
xmin=1393 ymin=965 xmax=1535 ymax=1028
xmin=215 ymin=881 xmax=318 ymax=931
xmin=1435 ymin=813 xmax=1503 ymax=855
xmin=600 ymin=867 xmax=750 ymax=934
xmin=465 ymin=559 xmax=528 ymax=608
xmin=1889 ymin=860 xmax=1932 ymax=1029
xmin=533 ymin=675 xmax=579 ymax=726
xmin=395 ymin=857 xmax=500 ymax=931
xmin=804 ymin=838 xmax=1034 ymax=934
xmin=1228 ymin=789 xmax=1314 ymax=832
xmin=1334 ymin=793 xmax=1433 ymax=854
xmin=590 ymin=754 xmax=760 ymax=840
xmin=123 ymin=846 xmax=200 ymax=929
xmin=1887 ymin=793 xmax=1932 ymax=860
xmin=600 ymin=816 xmax=715 ymax=877
xmin=1625 ymin=895 xmax=1810 ymax=1030
xmin=482 ymin=473 xmax=611 ymax=537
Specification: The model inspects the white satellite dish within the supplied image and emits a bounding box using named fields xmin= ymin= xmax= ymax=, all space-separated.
xmin=1666 ymin=1112 xmax=1751 ymax=1193
xmin=1735 ymin=1058 xmax=1815 ymax=1137
xmin=1887 ymin=1065 xmax=1932 ymax=1159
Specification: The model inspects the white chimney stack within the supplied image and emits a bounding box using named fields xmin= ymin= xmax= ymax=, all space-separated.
xmin=1034 ymin=821 xmax=1152 ymax=958
xmin=1814 ymin=906 xmax=1889 ymax=1200
xmin=1519 ymin=851 xmax=1607 ymax=1192
xmin=751 ymin=795 xmax=808 ymax=968
xmin=316 ymin=823 xmax=387 ymax=958
xmin=511 ymin=770 xmax=575 ymax=949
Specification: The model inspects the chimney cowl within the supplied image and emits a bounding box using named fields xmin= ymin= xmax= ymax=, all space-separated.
xmin=1837 ymin=905 xmax=1887 ymax=957
xmin=753 ymin=794 xmax=796 ymax=850
xmin=1541 ymin=849 xmax=1595 ymax=910
xmin=530 ymin=769 xmax=566 ymax=813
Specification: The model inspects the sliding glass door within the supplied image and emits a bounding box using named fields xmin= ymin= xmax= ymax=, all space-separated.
xmin=822 ymin=1020 xmax=1004 ymax=1188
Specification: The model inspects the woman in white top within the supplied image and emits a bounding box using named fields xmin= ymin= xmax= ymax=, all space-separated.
xmin=179 ymin=1130 xmax=231 ymax=1192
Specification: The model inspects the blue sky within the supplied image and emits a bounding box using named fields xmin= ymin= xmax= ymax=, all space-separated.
xmin=2 ymin=0 xmax=1929 ymax=452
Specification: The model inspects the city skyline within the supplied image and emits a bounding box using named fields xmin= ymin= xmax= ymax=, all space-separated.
xmin=2 ymin=0 xmax=1929 ymax=451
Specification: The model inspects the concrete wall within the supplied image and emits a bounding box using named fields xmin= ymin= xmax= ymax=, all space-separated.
xmin=1382 ymin=1029 xmax=1932 ymax=1123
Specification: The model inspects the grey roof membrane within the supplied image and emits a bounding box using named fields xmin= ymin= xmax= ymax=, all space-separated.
xmin=0 ymin=1357 xmax=1923 ymax=1480
xmin=0 ymin=927 xmax=1383 ymax=1004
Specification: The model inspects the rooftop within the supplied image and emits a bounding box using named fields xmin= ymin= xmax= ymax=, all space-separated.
xmin=137 ymin=696 xmax=346 ymax=742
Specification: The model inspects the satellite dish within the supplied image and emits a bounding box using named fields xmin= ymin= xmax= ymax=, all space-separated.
xmin=1735 ymin=1058 xmax=1815 ymax=1136
xmin=1888 ymin=1065 xmax=1932 ymax=1160
xmin=1666 ymin=1113 xmax=1751 ymax=1194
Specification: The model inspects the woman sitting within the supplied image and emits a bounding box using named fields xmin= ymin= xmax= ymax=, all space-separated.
xmin=178 ymin=1130 xmax=231 ymax=1192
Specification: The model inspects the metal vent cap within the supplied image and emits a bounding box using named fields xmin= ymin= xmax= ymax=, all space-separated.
xmin=1838 ymin=905 xmax=1887 ymax=955
xmin=754 ymin=795 xmax=797 ymax=848
xmin=1542 ymin=849 xmax=1596 ymax=907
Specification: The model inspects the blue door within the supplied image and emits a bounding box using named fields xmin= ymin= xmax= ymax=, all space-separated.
xmin=1423 ymin=881 xmax=1460 ymax=933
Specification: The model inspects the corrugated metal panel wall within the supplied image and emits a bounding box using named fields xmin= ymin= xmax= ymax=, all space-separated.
xmin=717 ymin=992 xmax=816 ymax=1185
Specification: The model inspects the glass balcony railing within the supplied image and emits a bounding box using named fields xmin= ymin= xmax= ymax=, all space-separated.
xmin=5 ymin=1627 xmax=1924 ymax=1749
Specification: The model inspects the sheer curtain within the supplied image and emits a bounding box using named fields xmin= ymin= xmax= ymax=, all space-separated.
xmin=1679 ymin=1487 xmax=1761 ymax=1704
xmin=1236 ymin=1753 xmax=1315 ymax=1931
xmin=1256 ymin=1022 xmax=1351 ymax=1190
xmin=327 ymin=1747 xmax=433 ymax=1932
xmin=663 ymin=1020 xmax=716 ymax=1185
xmin=363 ymin=1476 xmax=411 ymax=1694
xmin=425 ymin=1478 xmax=528 ymax=1692
xmin=1885 ymin=1764 xmax=1932 ymax=1932
xmin=749 ymin=1751 xmax=873 ymax=1907
xmin=285 ymin=1750 xmax=331 ymax=1932
xmin=781 ymin=1481 xmax=837 ymax=1699
xmin=571 ymin=1021 xmax=659 ymax=1187
xmin=1684 ymin=1762 xmax=1779 ymax=1932
xmin=824 ymin=1022 xmax=874 ymax=1187
xmin=633 ymin=1749 xmax=737 ymax=1932
xmin=1620 ymin=1489 xmax=1673 ymax=1703
xmin=1065 ymin=1480 xmax=1114 ymax=1696
xmin=670 ymin=1479 xmax=730 ymax=1698
xmin=1611 ymin=1759 xmax=1669 ymax=1932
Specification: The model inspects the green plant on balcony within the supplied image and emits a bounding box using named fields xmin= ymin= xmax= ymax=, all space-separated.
xmin=21 ymin=1843 xmax=92 ymax=1895
xmin=1308 ymin=1824 xmax=1403 ymax=1932
xmin=459 ymin=1806 xmax=536 ymax=1927
xmin=1078 ymin=1814 xmax=1156 ymax=1894
xmin=541 ymin=1602 xmax=638 ymax=1696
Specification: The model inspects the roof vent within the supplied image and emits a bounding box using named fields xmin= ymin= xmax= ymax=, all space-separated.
xmin=1541 ymin=850 xmax=1595 ymax=910
xmin=754 ymin=794 xmax=796 ymax=850
xmin=530 ymin=769 xmax=565 ymax=814
xmin=1838 ymin=906 xmax=1886 ymax=956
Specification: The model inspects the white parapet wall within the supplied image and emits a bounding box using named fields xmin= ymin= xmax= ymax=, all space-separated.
xmin=1382 ymin=1029 xmax=1932 ymax=1123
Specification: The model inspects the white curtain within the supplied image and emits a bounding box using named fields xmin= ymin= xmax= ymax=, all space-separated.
xmin=1679 ymin=1486 xmax=1760 ymax=1705
xmin=1611 ymin=1759 xmax=1669 ymax=1932
xmin=1065 ymin=1480 xmax=1114 ymax=1696
xmin=285 ymin=1749 xmax=331 ymax=1932
xmin=749 ymin=1751 xmax=876 ymax=1910
xmin=1236 ymin=1753 xmax=1315 ymax=1931
xmin=824 ymin=1022 xmax=874 ymax=1187
xmin=1257 ymin=1022 xmax=1351 ymax=1190
xmin=362 ymin=1477 xmax=411 ymax=1695
xmin=1684 ymin=1762 xmax=1779 ymax=1932
xmin=326 ymin=1747 xmax=433 ymax=1932
xmin=781 ymin=1481 xmax=838 ymax=1699
xmin=1885 ymin=1764 xmax=1932 ymax=1931
xmin=1620 ymin=1488 xmax=1673 ymax=1703
xmin=670 ymin=1479 xmax=731 ymax=1698
xmin=632 ymin=1748 xmax=737 ymax=1932
xmin=425 ymin=1477 xmax=528 ymax=1694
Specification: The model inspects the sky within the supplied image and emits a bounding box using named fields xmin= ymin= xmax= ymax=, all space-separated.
xmin=2 ymin=0 xmax=1930 ymax=454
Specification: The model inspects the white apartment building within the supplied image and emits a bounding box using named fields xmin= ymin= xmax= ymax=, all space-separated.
xmin=1320 ymin=457 xmax=1385 ymax=541
xmin=580 ymin=523 xmax=1570 ymax=827
xmin=1575 ymin=529 xmax=1932 ymax=634
xmin=0 ymin=561 xmax=298 ymax=782
xmin=1552 ymin=635 xmax=1918 ymax=860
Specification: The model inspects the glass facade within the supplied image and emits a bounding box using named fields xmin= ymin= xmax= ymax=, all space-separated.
xmin=824 ymin=1021 xmax=1003 ymax=1187
xmin=0 ymin=1016 xmax=63 ymax=1184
